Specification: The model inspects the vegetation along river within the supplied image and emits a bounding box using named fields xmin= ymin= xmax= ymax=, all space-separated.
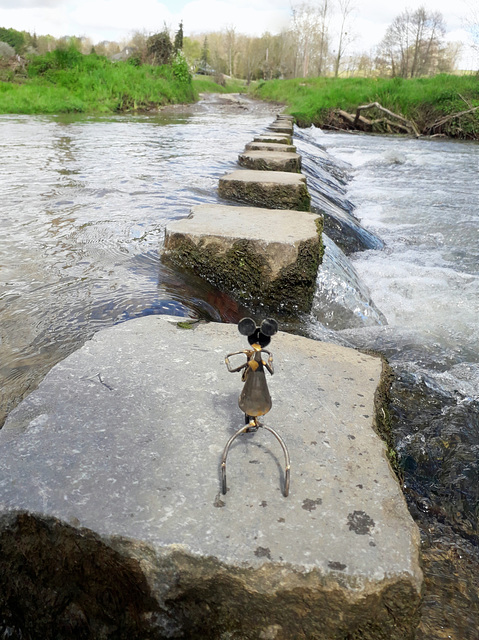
xmin=0 ymin=95 xmax=478 ymax=638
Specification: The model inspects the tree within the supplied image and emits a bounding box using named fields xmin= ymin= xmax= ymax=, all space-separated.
xmin=183 ymin=36 xmax=202 ymax=72
xmin=224 ymin=25 xmax=236 ymax=76
xmin=291 ymin=1 xmax=331 ymax=77
xmin=333 ymin=0 xmax=356 ymax=77
xmin=464 ymin=2 xmax=479 ymax=68
xmin=146 ymin=25 xmax=172 ymax=65
xmin=200 ymin=36 xmax=209 ymax=72
xmin=377 ymin=7 xmax=446 ymax=78
xmin=174 ymin=21 xmax=184 ymax=53
xmin=0 ymin=27 xmax=25 ymax=53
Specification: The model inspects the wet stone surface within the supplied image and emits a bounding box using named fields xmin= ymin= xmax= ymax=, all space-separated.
xmin=218 ymin=169 xmax=311 ymax=211
xmin=0 ymin=317 xmax=423 ymax=639
xmin=238 ymin=150 xmax=302 ymax=173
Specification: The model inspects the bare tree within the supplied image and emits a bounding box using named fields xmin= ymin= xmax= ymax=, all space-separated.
xmin=290 ymin=1 xmax=330 ymax=77
xmin=463 ymin=1 xmax=479 ymax=69
xmin=333 ymin=0 xmax=356 ymax=77
xmin=224 ymin=25 xmax=237 ymax=76
xmin=377 ymin=6 xmax=446 ymax=77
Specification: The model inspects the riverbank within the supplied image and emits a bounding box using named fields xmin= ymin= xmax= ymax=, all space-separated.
xmin=0 ymin=48 xmax=196 ymax=114
xmin=251 ymin=75 xmax=479 ymax=140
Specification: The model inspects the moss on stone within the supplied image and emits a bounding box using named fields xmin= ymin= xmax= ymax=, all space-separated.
xmin=218 ymin=180 xmax=311 ymax=212
xmin=238 ymin=154 xmax=301 ymax=173
xmin=164 ymin=235 xmax=271 ymax=306
xmin=372 ymin=357 xmax=404 ymax=483
xmin=165 ymin=215 xmax=323 ymax=316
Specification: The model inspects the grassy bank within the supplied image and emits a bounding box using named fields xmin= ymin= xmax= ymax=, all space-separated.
xmin=251 ymin=75 xmax=479 ymax=139
xmin=0 ymin=47 xmax=196 ymax=114
xmin=192 ymin=75 xmax=247 ymax=94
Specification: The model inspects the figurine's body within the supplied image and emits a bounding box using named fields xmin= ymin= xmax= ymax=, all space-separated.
xmin=225 ymin=343 xmax=273 ymax=419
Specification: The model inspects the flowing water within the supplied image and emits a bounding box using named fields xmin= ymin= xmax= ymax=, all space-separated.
xmin=1 ymin=95 xmax=478 ymax=638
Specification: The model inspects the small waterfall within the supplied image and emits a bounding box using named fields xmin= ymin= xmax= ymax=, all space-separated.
xmin=312 ymin=235 xmax=386 ymax=330
xmin=294 ymin=127 xmax=385 ymax=254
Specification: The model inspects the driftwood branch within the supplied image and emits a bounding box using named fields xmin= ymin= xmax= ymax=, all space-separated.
xmin=330 ymin=99 xmax=479 ymax=138
xmin=354 ymin=102 xmax=420 ymax=137
xmin=428 ymin=105 xmax=479 ymax=132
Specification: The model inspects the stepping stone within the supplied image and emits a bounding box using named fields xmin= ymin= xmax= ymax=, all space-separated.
xmin=254 ymin=133 xmax=292 ymax=145
xmin=163 ymin=203 xmax=323 ymax=313
xmin=0 ymin=316 xmax=423 ymax=640
xmin=218 ymin=169 xmax=311 ymax=211
xmin=245 ymin=141 xmax=296 ymax=153
xmin=238 ymin=150 xmax=301 ymax=173
xmin=268 ymin=122 xmax=294 ymax=135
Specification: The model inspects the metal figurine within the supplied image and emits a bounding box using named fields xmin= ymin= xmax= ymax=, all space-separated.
xmin=221 ymin=317 xmax=290 ymax=497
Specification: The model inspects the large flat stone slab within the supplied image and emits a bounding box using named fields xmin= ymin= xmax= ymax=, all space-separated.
xmin=0 ymin=316 xmax=422 ymax=639
xmin=218 ymin=169 xmax=311 ymax=211
xmin=245 ymin=141 xmax=296 ymax=153
xmin=238 ymin=150 xmax=301 ymax=173
xmin=163 ymin=203 xmax=323 ymax=314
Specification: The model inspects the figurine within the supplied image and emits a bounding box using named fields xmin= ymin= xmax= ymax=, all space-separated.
xmin=221 ymin=318 xmax=290 ymax=496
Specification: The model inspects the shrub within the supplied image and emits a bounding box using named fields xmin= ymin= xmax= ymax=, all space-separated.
xmin=172 ymin=51 xmax=191 ymax=83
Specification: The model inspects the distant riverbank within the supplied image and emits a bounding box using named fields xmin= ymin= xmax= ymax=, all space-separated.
xmin=1 ymin=49 xmax=478 ymax=140
xmin=251 ymin=75 xmax=479 ymax=140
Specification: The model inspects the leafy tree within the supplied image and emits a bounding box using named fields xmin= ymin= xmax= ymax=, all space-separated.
xmin=147 ymin=26 xmax=172 ymax=65
xmin=0 ymin=27 xmax=25 ymax=53
xmin=183 ymin=36 xmax=202 ymax=72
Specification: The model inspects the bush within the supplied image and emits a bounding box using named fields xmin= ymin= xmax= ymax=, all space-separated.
xmin=172 ymin=51 xmax=191 ymax=83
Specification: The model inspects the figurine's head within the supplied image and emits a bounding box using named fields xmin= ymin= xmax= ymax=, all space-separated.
xmin=238 ymin=317 xmax=278 ymax=348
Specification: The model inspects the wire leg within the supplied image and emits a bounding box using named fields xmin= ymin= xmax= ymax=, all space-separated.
xmin=262 ymin=425 xmax=291 ymax=497
xmin=220 ymin=421 xmax=291 ymax=497
xmin=221 ymin=424 xmax=250 ymax=495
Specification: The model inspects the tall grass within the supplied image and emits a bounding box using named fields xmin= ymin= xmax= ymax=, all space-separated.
xmin=0 ymin=47 xmax=196 ymax=114
xmin=251 ymin=75 xmax=479 ymax=138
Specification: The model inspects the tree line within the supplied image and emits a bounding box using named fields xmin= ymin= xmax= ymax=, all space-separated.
xmin=1 ymin=3 xmax=476 ymax=79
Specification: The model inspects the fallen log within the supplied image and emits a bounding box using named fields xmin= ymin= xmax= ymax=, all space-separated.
xmin=354 ymin=102 xmax=420 ymax=137
xmin=334 ymin=108 xmax=412 ymax=135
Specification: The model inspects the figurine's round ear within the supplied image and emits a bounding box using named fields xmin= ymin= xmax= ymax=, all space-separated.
xmin=238 ymin=317 xmax=257 ymax=336
xmin=261 ymin=318 xmax=278 ymax=337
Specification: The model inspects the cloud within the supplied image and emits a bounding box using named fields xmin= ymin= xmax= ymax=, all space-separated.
xmin=180 ymin=0 xmax=290 ymax=35
xmin=0 ymin=6 xmax=70 ymax=37
xmin=70 ymin=0 xmax=173 ymax=38
xmin=0 ymin=0 xmax=64 ymax=8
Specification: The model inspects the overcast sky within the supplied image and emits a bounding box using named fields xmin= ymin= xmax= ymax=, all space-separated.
xmin=0 ymin=0 xmax=476 ymax=68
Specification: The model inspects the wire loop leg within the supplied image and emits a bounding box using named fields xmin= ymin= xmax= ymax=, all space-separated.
xmin=262 ymin=425 xmax=291 ymax=497
xmin=220 ymin=422 xmax=291 ymax=497
xmin=221 ymin=424 xmax=249 ymax=495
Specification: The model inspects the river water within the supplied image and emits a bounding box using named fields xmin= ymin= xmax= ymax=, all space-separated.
xmin=0 ymin=95 xmax=478 ymax=638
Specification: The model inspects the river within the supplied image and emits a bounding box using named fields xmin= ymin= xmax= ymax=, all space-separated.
xmin=0 ymin=95 xmax=478 ymax=638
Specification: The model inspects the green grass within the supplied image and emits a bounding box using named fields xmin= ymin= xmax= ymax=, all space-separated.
xmin=251 ymin=75 xmax=479 ymax=138
xmin=0 ymin=47 xmax=196 ymax=114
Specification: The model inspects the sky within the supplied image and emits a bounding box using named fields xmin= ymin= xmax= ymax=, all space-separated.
xmin=0 ymin=0 xmax=477 ymax=68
